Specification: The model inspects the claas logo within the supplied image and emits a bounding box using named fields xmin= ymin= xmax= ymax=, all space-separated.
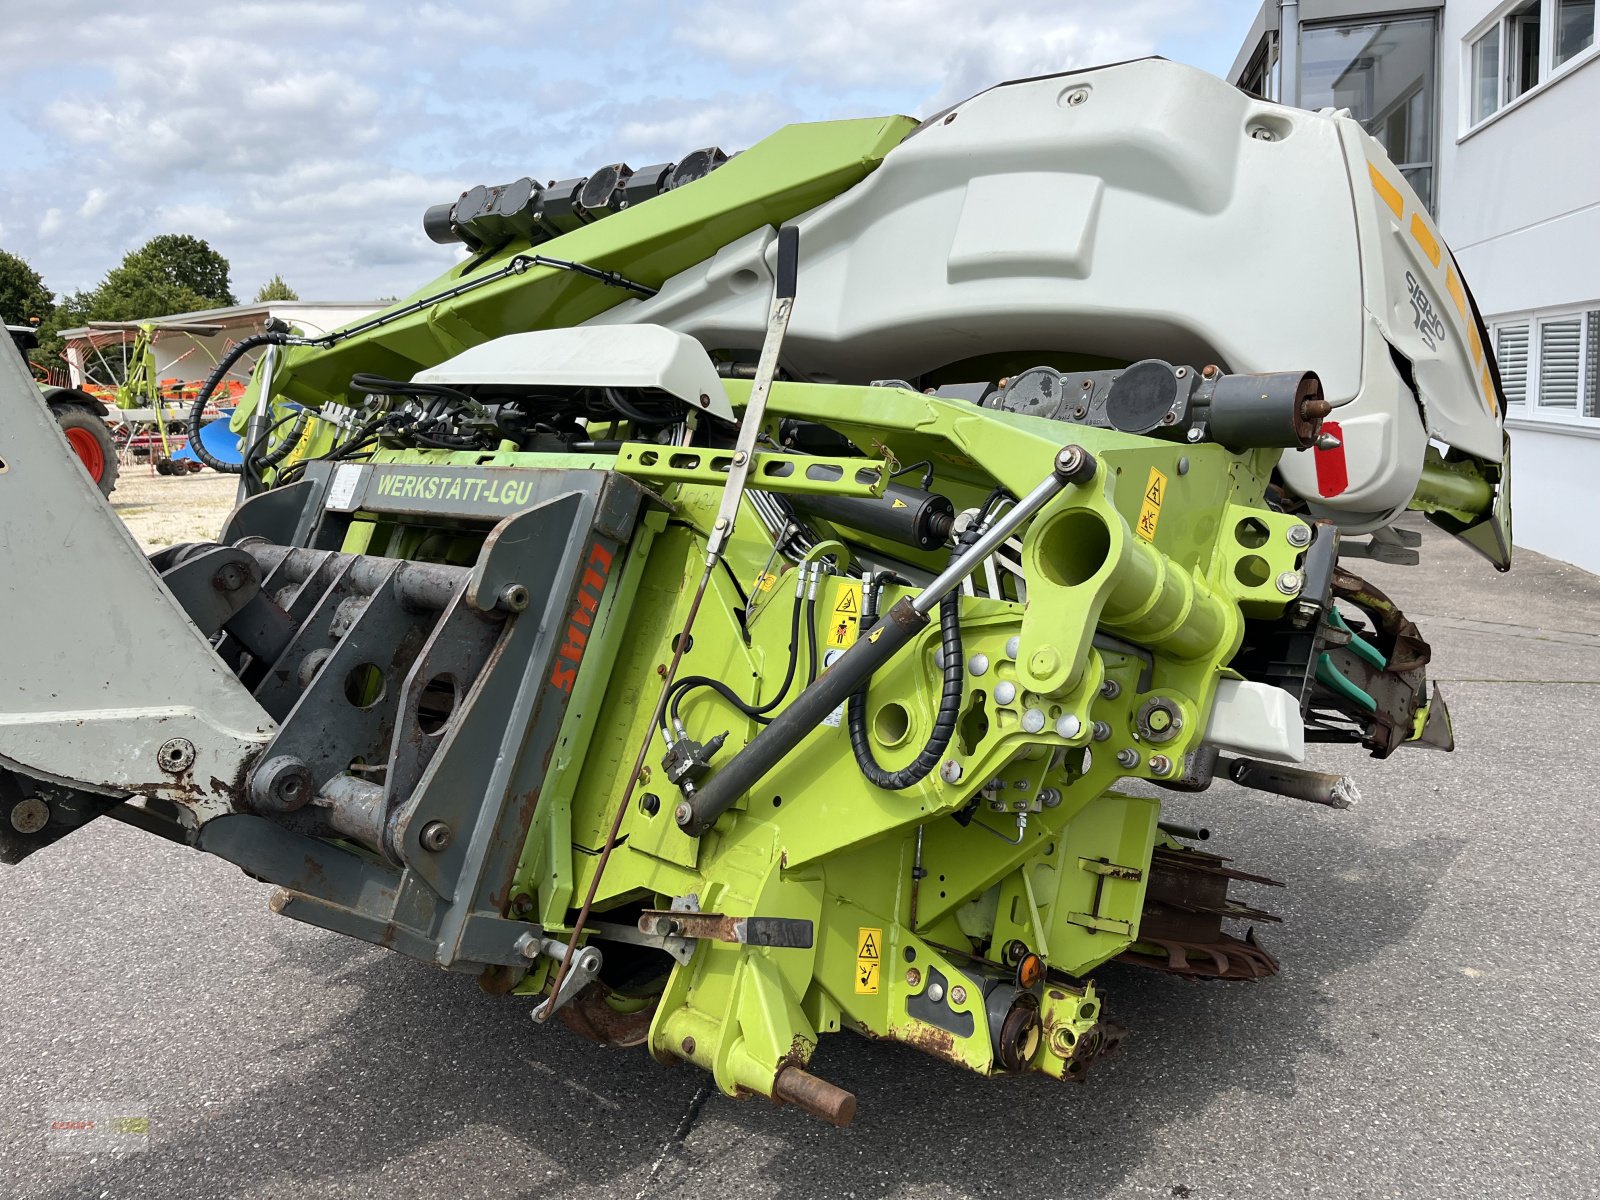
xmin=549 ymin=542 xmax=615 ymax=694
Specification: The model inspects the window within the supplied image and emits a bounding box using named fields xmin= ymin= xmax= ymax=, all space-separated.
xmin=1558 ymin=0 xmax=1597 ymax=64
xmin=1496 ymin=324 xmax=1529 ymax=405
xmin=1508 ymin=1 xmax=1543 ymax=97
xmin=1538 ymin=317 xmax=1581 ymax=407
xmin=1471 ymin=25 xmax=1501 ymax=123
xmin=1300 ymin=17 xmax=1437 ymax=208
xmin=1467 ymin=0 xmax=1598 ymax=129
xmin=1494 ymin=307 xmax=1600 ymax=421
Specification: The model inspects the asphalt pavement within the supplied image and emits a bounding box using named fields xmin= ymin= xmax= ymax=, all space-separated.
xmin=3 ymin=520 xmax=1598 ymax=1199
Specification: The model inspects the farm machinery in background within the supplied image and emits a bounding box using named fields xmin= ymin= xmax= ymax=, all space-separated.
xmin=6 ymin=321 xmax=121 ymax=494
xmin=0 ymin=59 xmax=1510 ymax=1125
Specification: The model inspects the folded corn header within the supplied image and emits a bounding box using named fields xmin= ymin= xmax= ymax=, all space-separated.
xmin=0 ymin=59 xmax=1511 ymax=1124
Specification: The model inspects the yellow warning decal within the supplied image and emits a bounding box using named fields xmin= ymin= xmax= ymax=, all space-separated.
xmin=890 ymin=497 xmax=908 ymax=509
xmin=1368 ymin=160 xmax=1404 ymax=219
xmin=1135 ymin=466 xmax=1167 ymax=543
xmin=855 ymin=927 xmax=881 ymax=994
xmin=826 ymin=580 xmax=863 ymax=649
xmin=755 ymin=571 xmax=777 ymax=593
xmin=1409 ymin=211 xmax=1441 ymax=268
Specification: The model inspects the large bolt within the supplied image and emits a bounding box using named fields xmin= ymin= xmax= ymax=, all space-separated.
xmin=968 ymin=653 xmax=990 ymax=677
xmin=9 ymin=797 xmax=49 ymax=834
xmin=420 ymin=821 xmax=453 ymax=852
xmin=1055 ymin=714 xmax=1083 ymax=739
xmin=157 ymin=738 xmax=196 ymax=774
xmin=249 ymin=756 xmax=314 ymax=813
xmin=950 ymin=985 xmax=968 ymax=1005
xmin=1099 ymin=679 xmax=1121 ymax=700
xmin=1021 ymin=708 xmax=1046 ymax=734
xmin=940 ymin=760 xmax=964 ymax=784
xmin=1091 ymin=721 xmax=1112 ymax=742
xmin=994 ymin=681 xmax=1018 ymax=705
xmin=1005 ymin=636 xmax=1021 ymax=659
xmin=1115 ymin=748 xmax=1140 ymax=769
xmin=1286 ymin=523 xmax=1313 ymax=547
xmin=1276 ymin=571 xmax=1303 ymax=595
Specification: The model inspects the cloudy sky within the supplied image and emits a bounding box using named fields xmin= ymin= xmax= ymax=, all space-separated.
xmin=0 ymin=1 xmax=1257 ymax=305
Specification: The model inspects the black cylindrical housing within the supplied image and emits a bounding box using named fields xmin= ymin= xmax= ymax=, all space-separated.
xmin=678 ymin=598 xmax=929 ymax=836
xmin=790 ymin=484 xmax=954 ymax=552
xmin=423 ymin=202 xmax=462 ymax=246
xmin=1206 ymin=370 xmax=1325 ymax=449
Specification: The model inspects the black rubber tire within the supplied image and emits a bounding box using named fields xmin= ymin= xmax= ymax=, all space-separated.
xmin=51 ymin=404 xmax=119 ymax=497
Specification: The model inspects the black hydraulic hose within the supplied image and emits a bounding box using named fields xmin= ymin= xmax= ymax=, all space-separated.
xmin=188 ymin=332 xmax=300 ymax=474
xmin=667 ymin=580 xmax=806 ymax=729
xmin=847 ymin=570 xmax=964 ymax=791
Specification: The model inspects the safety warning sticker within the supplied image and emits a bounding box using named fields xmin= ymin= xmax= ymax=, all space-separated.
xmin=1135 ymin=466 xmax=1168 ymax=542
xmin=855 ymin=927 xmax=881 ymax=994
xmin=827 ymin=580 xmax=863 ymax=649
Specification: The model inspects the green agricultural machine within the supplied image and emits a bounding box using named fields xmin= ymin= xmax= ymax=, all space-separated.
xmin=5 ymin=322 xmax=119 ymax=495
xmin=0 ymin=59 xmax=1511 ymax=1124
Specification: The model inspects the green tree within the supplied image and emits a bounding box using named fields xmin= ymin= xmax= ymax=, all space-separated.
xmin=32 ymin=234 xmax=236 ymax=368
xmin=0 ymin=250 xmax=55 ymax=327
xmin=254 ymin=274 xmax=299 ymax=302
xmin=124 ymin=234 xmax=236 ymax=307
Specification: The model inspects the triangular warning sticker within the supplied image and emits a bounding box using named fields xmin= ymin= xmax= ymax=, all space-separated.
xmin=891 ymin=498 xmax=908 ymax=509
xmin=834 ymin=590 xmax=859 ymax=614
xmin=858 ymin=932 xmax=879 ymax=959
xmin=1146 ymin=478 xmax=1164 ymax=504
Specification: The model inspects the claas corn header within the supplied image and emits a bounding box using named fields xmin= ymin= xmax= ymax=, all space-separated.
xmin=0 ymin=59 xmax=1511 ymax=1125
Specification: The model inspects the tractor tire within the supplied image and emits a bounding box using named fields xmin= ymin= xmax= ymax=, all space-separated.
xmin=51 ymin=405 xmax=119 ymax=497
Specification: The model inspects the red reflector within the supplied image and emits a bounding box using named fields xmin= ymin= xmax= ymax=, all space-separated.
xmin=1314 ymin=420 xmax=1348 ymax=497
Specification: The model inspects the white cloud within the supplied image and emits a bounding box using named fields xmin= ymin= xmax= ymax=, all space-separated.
xmin=0 ymin=0 xmax=1248 ymax=306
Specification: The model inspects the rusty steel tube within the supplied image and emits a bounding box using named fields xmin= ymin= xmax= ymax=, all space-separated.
xmin=772 ymin=1066 xmax=857 ymax=1127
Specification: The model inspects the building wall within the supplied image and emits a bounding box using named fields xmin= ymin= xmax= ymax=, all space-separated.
xmin=1434 ymin=2 xmax=1600 ymax=573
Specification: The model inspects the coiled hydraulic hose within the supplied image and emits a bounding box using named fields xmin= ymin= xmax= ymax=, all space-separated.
xmin=187 ymin=332 xmax=306 ymax=475
xmin=847 ymin=569 xmax=964 ymax=791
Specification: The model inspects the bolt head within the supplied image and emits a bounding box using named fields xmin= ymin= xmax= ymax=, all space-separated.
xmin=1099 ymin=679 xmax=1121 ymax=700
xmin=674 ymin=802 xmax=693 ymax=826
xmin=420 ymin=821 xmax=453 ymax=852
xmin=940 ymin=760 xmax=964 ymax=784
xmin=927 ymin=981 xmax=946 ymax=1003
xmin=1115 ymin=748 xmax=1140 ymax=769
xmin=967 ymin=653 xmax=990 ymax=677
xmin=994 ymin=681 xmax=1017 ymax=705
xmin=1055 ymin=714 xmax=1083 ymax=740
xmin=1287 ymin=523 xmax=1313 ymax=547
xmin=157 ymin=738 xmax=196 ymax=773
xmin=906 ymin=968 xmax=922 ymax=987
xmin=1021 ymin=708 xmax=1046 ymax=734
xmin=9 ymin=796 xmax=49 ymax=834
xmin=1039 ymin=787 xmax=1063 ymax=808
xmin=1005 ymin=635 xmax=1020 ymax=659
xmin=1176 ymin=456 xmax=1189 ymax=476
xmin=1186 ymin=428 xmax=1203 ymax=443
xmin=498 ymin=583 xmax=531 ymax=612
xmin=950 ymin=985 xmax=968 ymax=1005
xmin=1091 ymin=721 xmax=1112 ymax=742
xmin=1065 ymin=87 xmax=1090 ymax=106
xmin=1276 ymin=571 xmax=1303 ymax=595
xmin=1149 ymin=754 xmax=1173 ymax=775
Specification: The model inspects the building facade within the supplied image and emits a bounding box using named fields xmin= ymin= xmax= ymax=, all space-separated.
xmin=1231 ymin=0 xmax=1599 ymax=572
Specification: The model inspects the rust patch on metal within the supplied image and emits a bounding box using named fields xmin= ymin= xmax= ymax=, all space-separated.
xmin=555 ymin=981 xmax=656 ymax=1047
